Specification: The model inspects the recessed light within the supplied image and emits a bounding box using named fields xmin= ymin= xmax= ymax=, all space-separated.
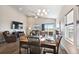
xmin=19 ymin=8 xmax=23 ymax=11
xmin=44 ymin=11 xmax=47 ymax=15
xmin=37 ymin=12 xmax=40 ymax=16
xmin=42 ymin=9 xmax=46 ymax=12
xmin=38 ymin=9 xmax=41 ymax=12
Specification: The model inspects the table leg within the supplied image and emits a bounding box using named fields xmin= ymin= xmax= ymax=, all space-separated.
xmin=19 ymin=42 xmax=21 ymax=54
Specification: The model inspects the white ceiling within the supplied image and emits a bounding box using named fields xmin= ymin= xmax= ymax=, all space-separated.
xmin=11 ymin=5 xmax=63 ymax=19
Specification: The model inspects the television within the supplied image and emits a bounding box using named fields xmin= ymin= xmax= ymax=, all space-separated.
xmin=11 ymin=21 xmax=23 ymax=29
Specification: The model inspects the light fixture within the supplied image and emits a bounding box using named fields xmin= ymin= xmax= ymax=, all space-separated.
xmin=28 ymin=27 xmax=31 ymax=30
xmin=41 ymin=13 xmax=43 ymax=16
xmin=36 ymin=9 xmax=47 ymax=16
xmin=42 ymin=9 xmax=46 ymax=12
xmin=38 ymin=9 xmax=41 ymax=12
xmin=44 ymin=11 xmax=47 ymax=15
xmin=37 ymin=12 xmax=40 ymax=16
xmin=19 ymin=8 xmax=23 ymax=11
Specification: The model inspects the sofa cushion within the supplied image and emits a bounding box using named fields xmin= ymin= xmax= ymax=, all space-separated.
xmin=0 ymin=32 xmax=5 ymax=43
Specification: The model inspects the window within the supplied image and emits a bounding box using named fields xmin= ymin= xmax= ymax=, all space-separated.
xmin=65 ymin=9 xmax=74 ymax=43
xmin=42 ymin=23 xmax=55 ymax=36
xmin=66 ymin=10 xmax=74 ymax=24
xmin=44 ymin=23 xmax=54 ymax=31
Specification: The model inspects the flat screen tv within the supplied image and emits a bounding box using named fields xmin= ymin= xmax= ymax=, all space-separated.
xmin=11 ymin=21 xmax=23 ymax=29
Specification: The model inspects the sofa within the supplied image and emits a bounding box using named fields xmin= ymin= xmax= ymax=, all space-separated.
xmin=3 ymin=31 xmax=17 ymax=43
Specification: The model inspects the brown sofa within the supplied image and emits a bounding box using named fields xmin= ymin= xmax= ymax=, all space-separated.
xmin=3 ymin=31 xmax=17 ymax=43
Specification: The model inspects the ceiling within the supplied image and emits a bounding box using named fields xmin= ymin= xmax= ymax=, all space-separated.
xmin=11 ymin=5 xmax=64 ymax=19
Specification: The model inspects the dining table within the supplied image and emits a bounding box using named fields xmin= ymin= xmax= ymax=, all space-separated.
xmin=19 ymin=36 xmax=56 ymax=54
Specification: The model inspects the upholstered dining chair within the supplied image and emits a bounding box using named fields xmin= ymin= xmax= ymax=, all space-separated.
xmin=28 ymin=37 xmax=41 ymax=54
xmin=19 ymin=35 xmax=29 ymax=54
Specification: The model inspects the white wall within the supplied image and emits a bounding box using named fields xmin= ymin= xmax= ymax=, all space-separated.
xmin=35 ymin=17 xmax=56 ymax=24
xmin=27 ymin=16 xmax=56 ymax=28
xmin=0 ymin=5 xmax=27 ymax=34
xmin=27 ymin=16 xmax=36 ymax=30
xmin=26 ymin=16 xmax=56 ymax=34
xmin=59 ymin=5 xmax=78 ymax=53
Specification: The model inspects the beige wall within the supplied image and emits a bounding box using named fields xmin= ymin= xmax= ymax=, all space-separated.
xmin=35 ymin=17 xmax=56 ymax=24
xmin=27 ymin=16 xmax=56 ymax=28
xmin=27 ymin=16 xmax=56 ymax=34
xmin=59 ymin=5 xmax=78 ymax=53
xmin=27 ymin=16 xmax=36 ymax=29
xmin=0 ymin=5 xmax=27 ymax=34
xmin=26 ymin=16 xmax=56 ymax=35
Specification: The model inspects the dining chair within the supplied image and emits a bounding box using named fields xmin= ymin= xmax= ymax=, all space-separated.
xmin=55 ymin=36 xmax=62 ymax=54
xmin=19 ymin=35 xmax=29 ymax=54
xmin=28 ymin=37 xmax=41 ymax=54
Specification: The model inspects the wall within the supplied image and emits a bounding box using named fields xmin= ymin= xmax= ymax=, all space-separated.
xmin=27 ymin=16 xmax=56 ymax=28
xmin=35 ymin=17 xmax=56 ymax=24
xmin=27 ymin=16 xmax=36 ymax=30
xmin=59 ymin=5 xmax=78 ymax=53
xmin=27 ymin=17 xmax=56 ymax=31
xmin=0 ymin=5 xmax=27 ymax=34
xmin=27 ymin=16 xmax=56 ymax=34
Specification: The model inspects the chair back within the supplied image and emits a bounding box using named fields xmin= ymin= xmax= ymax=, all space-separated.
xmin=28 ymin=37 xmax=40 ymax=46
xmin=28 ymin=37 xmax=41 ymax=54
xmin=19 ymin=32 xmax=25 ymax=37
xmin=55 ymin=36 xmax=62 ymax=53
xmin=3 ymin=31 xmax=10 ymax=37
xmin=19 ymin=35 xmax=28 ymax=42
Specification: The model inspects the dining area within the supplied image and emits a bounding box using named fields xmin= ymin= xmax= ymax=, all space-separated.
xmin=19 ymin=30 xmax=62 ymax=54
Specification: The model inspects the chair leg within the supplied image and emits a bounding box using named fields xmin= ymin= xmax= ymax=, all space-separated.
xmin=28 ymin=48 xmax=30 ymax=54
xmin=25 ymin=48 xmax=29 ymax=54
xmin=24 ymin=48 xmax=28 ymax=54
xmin=43 ymin=51 xmax=46 ymax=54
xmin=26 ymin=49 xmax=28 ymax=54
xmin=43 ymin=48 xmax=46 ymax=54
xmin=19 ymin=42 xmax=21 ymax=54
xmin=19 ymin=48 xmax=21 ymax=54
xmin=54 ymin=47 xmax=56 ymax=54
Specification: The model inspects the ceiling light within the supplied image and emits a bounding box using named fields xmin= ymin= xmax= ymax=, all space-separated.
xmin=28 ymin=27 xmax=31 ymax=30
xmin=19 ymin=8 xmax=23 ymax=11
xmin=44 ymin=11 xmax=47 ymax=15
xmin=42 ymin=9 xmax=46 ymax=12
xmin=36 ymin=9 xmax=47 ymax=16
xmin=38 ymin=9 xmax=41 ymax=12
xmin=37 ymin=12 xmax=40 ymax=16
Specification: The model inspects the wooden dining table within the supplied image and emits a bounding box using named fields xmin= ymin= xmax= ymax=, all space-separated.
xmin=19 ymin=37 xmax=56 ymax=54
xmin=40 ymin=40 xmax=56 ymax=53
